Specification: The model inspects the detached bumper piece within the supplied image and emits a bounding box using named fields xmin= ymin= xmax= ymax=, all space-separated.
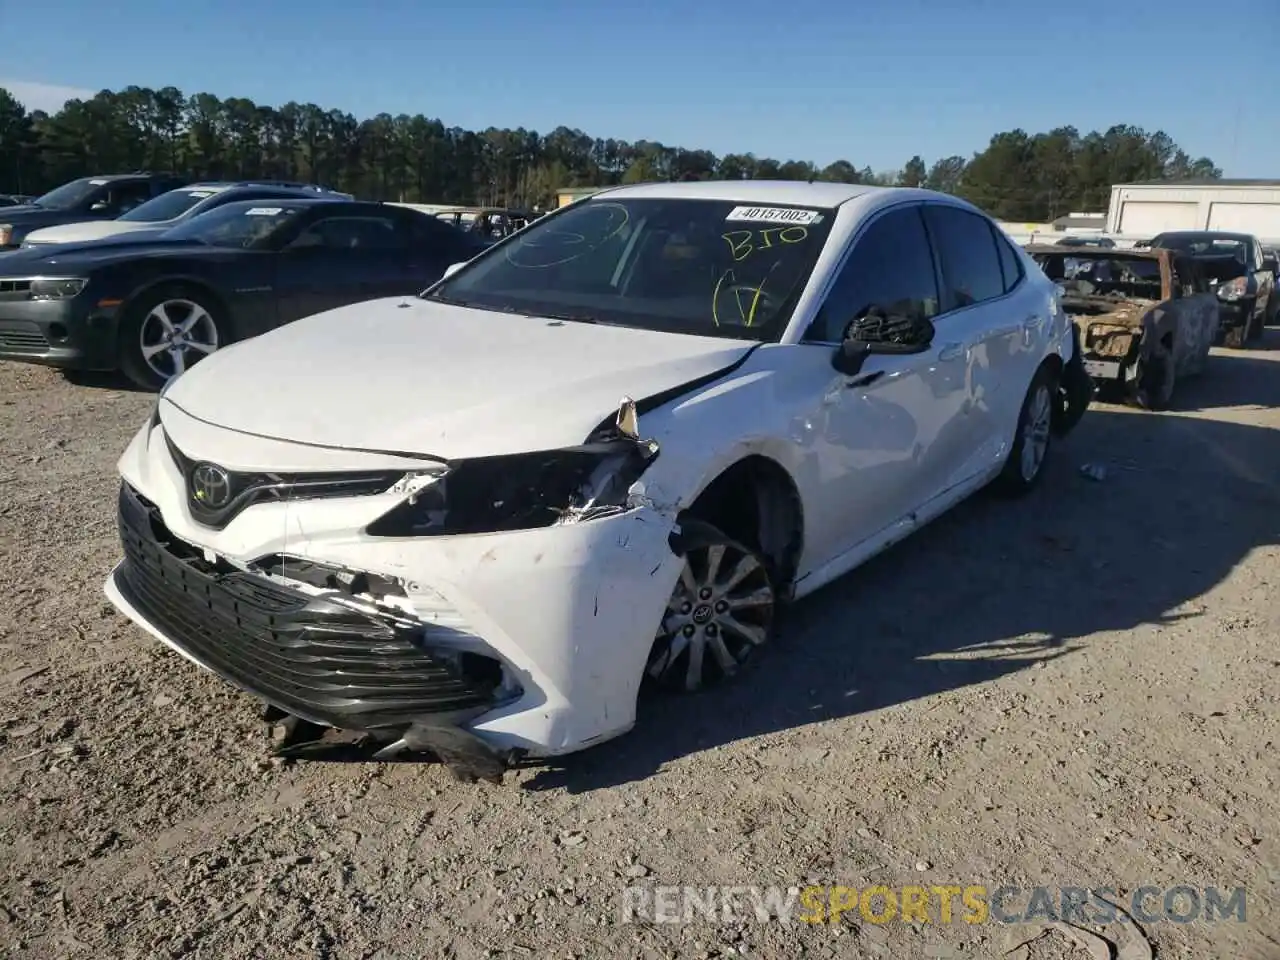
xmin=114 ymin=481 xmax=510 ymax=782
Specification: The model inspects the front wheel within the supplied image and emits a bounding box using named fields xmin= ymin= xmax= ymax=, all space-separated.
xmin=993 ymin=365 xmax=1056 ymax=497
xmin=646 ymin=519 xmax=777 ymax=693
xmin=1135 ymin=341 xmax=1176 ymax=410
xmin=118 ymin=285 xmax=228 ymax=391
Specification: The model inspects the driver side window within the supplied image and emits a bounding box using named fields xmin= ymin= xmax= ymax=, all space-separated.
xmin=95 ymin=181 xmax=153 ymax=215
xmin=804 ymin=205 xmax=940 ymax=343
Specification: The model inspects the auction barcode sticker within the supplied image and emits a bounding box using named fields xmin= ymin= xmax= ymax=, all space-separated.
xmin=725 ymin=206 xmax=821 ymax=225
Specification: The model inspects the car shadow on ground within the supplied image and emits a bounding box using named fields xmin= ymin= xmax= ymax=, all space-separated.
xmin=523 ymin=367 xmax=1280 ymax=792
xmin=1169 ymin=338 xmax=1280 ymax=412
xmin=61 ymin=369 xmax=151 ymax=393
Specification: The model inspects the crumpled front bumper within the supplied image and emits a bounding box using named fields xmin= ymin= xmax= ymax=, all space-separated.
xmin=103 ymin=415 xmax=687 ymax=762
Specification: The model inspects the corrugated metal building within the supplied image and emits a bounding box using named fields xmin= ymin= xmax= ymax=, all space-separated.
xmin=1106 ymin=180 xmax=1280 ymax=241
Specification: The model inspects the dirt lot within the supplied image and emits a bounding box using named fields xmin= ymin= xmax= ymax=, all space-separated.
xmin=2 ymin=339 xmax=1279 ymax=960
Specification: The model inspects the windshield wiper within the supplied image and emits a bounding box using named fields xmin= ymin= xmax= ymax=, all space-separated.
xmin=538 ymin=310 xmax=599 ymax=324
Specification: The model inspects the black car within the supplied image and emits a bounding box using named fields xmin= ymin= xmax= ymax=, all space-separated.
xmin=1054 ymin=235 xmax=1116 ymax=248
xmin=0 ymin=173 xmax=191 ymax=250
xmin=0 ymin=198 xmax=488 ymax=389
xmin=0 ymin=194 xmax=36 ymax=207
xmin=19 ymin=180 xmax=353 ymax=249
xmin=1148 ymin=230 xmax=1278 ymax=347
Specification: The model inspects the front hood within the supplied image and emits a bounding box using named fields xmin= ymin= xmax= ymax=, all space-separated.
xmin=0 ymin=238 xmax=208 ymax=272
xmin=162 ymin=298 xmax=757 ymax=460
xmin=25 ymin=220 xmax=159 ymax=244
xmin=0 ymin=209 xmax=99 ymax=230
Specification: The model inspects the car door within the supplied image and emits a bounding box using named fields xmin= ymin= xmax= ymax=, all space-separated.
xmin=922 ymin=203 xmax=1045 ymax=483
xmin=273 ymin=210 xmax=413 ymax=320
xmin=795 ymin=203 xmax=964 ymax=563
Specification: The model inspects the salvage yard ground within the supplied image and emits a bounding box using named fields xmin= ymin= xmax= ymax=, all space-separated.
xmin=2 ymin=339 xmax=1280 ymax=960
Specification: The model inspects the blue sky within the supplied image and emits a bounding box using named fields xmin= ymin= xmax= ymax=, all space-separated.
xmin=2 ymin=0 xmax=1276 ymax=177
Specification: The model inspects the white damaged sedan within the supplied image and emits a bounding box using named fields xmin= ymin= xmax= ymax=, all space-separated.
xmin=104 ymin=180 xmax=1091 ymax=781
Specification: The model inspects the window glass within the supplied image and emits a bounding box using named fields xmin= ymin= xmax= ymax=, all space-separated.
xmin=431 ymin=197 xmax=837 ymax=342
xmin=165 ymin=201 xmax=306 ymax=248
xmin=924 ymin=205 xmax=1006 ymax=309
xmin=287 ymin=215 xmax=404 ymax=251
xmin=993 ymin=227 xmax=1023 ymax=293
xmin=97 ymin=181 xmax=154 ymax=215
xmin=119 ymin=188 xmax=223 ymax=222
xmin=410 ymin=215 xmax=482 ymax=259
xmin=805 ymin=205 xmax=939 ymax=343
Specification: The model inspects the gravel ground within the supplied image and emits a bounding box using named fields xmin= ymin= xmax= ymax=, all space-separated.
xmin=2 ymin=338 xmax=1279 ymax=960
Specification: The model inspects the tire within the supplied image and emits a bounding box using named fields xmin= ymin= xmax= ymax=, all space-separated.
xmin=645 ymin=519 xmax=777 ymax=693
xmin=1246 ymin=308 xmax=1264 ymax=343
xmin=993 ymin=364 xmax=1056 ymax=497
xmin=1135 ymin=341 xmax=1176 ymax=410
xmin=117 ymin=284 xmax=230 ymax=391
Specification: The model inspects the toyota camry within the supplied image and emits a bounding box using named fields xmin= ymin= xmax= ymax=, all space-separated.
xmin=103 ymin=180 xmax=1091 ymax=782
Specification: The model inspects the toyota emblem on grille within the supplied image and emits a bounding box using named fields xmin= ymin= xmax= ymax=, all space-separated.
xmin=191 ymin=462 xmax=231 ymax=509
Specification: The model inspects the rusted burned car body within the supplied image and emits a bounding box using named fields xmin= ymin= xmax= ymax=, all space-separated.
xmin=1026 ymin=245 xmax=1218 ymax=408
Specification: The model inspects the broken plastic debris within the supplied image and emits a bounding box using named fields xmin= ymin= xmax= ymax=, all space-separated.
xmin=615 ymin=396 xmax=640 ymax=441
xmin=1079 ymin=463 xmax=1107 ymax=481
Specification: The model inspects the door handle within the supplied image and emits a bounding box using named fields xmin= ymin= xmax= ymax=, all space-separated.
xmin=845 ymin=370 xmax=885 ymax=389
xmin=937 ymin=342 xmax=965 ymax=362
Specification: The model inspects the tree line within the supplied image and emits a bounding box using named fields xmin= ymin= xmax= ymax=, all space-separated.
xmin=0 ymin=84 xmax=1222 ymax=222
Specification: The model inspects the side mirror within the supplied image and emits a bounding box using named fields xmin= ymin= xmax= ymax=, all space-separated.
xmin=89 ymin=200 xmax=110 ymax=213
xmin=830 ymin=315 xmax=935 ymax=376
xmin=442 ymin=262 xmax=466 ymax=280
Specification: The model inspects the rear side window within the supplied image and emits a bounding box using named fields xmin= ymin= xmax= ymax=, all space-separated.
xmin=994 ymin=228 xmax=1024 ymax=293
xmin=923 ymin=205 xmax=1006 ymax=310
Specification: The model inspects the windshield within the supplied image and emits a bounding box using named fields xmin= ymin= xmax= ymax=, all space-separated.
xmin=164 ymin=202 xmax=303 ymax=248
xmin=428 ymin=196 xmax=836 ymax=341
xmin=120 ymin=188 xmax=222 ymax=223
xmin=32 ymin=178 xmax=107 ymax=211
xmin=1152 ymin=234 xmax=1248 ymax=261
xmin=1035 ymin=252 xmax=1163 ymax=297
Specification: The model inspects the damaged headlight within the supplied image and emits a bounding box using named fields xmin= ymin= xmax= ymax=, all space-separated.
xmin=366 ymin=441 xmax=658 ymax=537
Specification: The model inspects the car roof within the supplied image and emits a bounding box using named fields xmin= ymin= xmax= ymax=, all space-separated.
xmin=593 ymin=179 xmax=889 ymax=207
xmin=1154 ymin=230 xmax=1252 ymax=242
xmin=210 ymin=197 xmax=376 ymax=213
xmin=1025 ymin=244 xmax=1164 ymax=260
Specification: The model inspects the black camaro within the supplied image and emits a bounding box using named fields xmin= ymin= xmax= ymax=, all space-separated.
xmin=0 ymin=198 xmax=488 ymax=389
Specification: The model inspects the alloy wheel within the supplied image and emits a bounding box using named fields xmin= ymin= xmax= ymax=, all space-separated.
xmin=648 ymin=540 xmax=775 ymax=692
xmin=139 ymin=298 xmax=220 ymax=380
xmin=1020 ymin=383 xmax=1052 ymax=482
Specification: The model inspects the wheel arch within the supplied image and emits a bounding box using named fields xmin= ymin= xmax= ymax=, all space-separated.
xmin=117 ymin=275 xmax=236 ymax=348
xmin=674 ymin=452 xmax=805 ymax=594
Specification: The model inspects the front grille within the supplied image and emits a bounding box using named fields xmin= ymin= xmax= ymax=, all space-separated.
xmin=0 ymin=279 xmax=33 ymax=296
xmin=114 ymin=481 xmax=495 ymax=729
xmin=163 ymin=433 xmax=403 ymax=530
xmin=0 ymin=321 xmax=49 ymax=352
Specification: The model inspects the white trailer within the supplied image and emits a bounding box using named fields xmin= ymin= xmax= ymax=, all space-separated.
xmin=1106 ymin=180 xmax=1280 ymax=243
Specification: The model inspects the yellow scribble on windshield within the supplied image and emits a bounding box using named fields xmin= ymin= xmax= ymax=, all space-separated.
xmin=722 ymin=226 xmax=808 ymax=262
xmin=505 ymin=202 xmax=631 ymax=269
